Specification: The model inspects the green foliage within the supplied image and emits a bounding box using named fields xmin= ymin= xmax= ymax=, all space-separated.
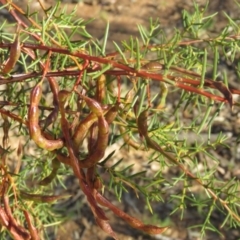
xmin=0 ymin=0 xmax=239 ymax=239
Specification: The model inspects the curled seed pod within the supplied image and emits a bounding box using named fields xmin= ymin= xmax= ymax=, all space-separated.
xmin=80 ymin=95 xmax=103 ymax=117
xmin=72 ymin=112 xmax=98 ymax=150
xmin=96 ymin=192 xmax=167 ymax=235
xmin=2 ymin=30 xmax=21 ymax=74
xmin=58 ymin=90 xmax=83 ymax=177
xmin=78 ymin=95 xmax=109 ymax=168
xmin=15 ymin=141 xmax=23 ymax=174
xmin=137 ymin=109 xmax=182 ymax=166
xmin=93 ymin=177 xmax=103 ymax=191
xmin=141 ymin=62 xmax=164 ymax=72
xmin=2 ymin=114 xmax=10 ymax=164
xmin=137 ymin=109 xmax=149 ymax=137
xmin=2 ymin=114 xmax=10 ymax=147
xmin=73 ymin=105 xmax=111 ymax=151
xmin=3 ymin=196 xmax=30 ymax=239
xmin=23 ymin=211 xmax=40 ymax=240
xmin=28 ymin=81 xmax=64 ymax=151
xmin=95 ymin=74 xmax=106 ymax=103
xmin=157 ymin=82 xmax=168 ymax=109
xmin=39 ymin=78 xmax=60 ymax=129
xmin=17 ymin=141 xmax=23 ymax=158
xmin=119 ymin=126 xmax=145 ymax=150
xmin=58 ymin=92 xmax=109 ymax=169
xmin=0 ymin=207 xmax=9 ymax=227
xmin=105 ymin=104 xmax=119 ymax=124
xmin=39 ymin=158 xmax=60 ymax=186
xmin=95 ymin=218 xmax=118 ymax=240
xmin=20 ymin=191 xmax=71 ymax=203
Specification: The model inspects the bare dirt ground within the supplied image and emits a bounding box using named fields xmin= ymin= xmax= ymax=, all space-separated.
xmin=6 ymin=0 xmax=240 ymax=239
xmin=43 ymin=0 xmax=239 ymax=51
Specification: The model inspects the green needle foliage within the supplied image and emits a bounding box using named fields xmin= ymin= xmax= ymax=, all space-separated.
xmin=0 ymin=0 xmax=239 ymax=239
